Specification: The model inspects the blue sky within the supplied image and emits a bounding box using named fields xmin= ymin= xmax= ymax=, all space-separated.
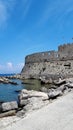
xmin=0 ymin=0 xmax=73 ymax=73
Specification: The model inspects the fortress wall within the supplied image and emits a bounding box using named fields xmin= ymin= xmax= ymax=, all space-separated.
xmin=21 ymin=60 xmax=73 ymax=78
xmin=21 ymin=43 xmax=73 ymax=78
xmin=25 ymin=43 xmax=73 ymax=64
xmin=25 ymin=51 xmax=59 ymax=64
xmin=58 ymin=43 xmax=73 ymax=58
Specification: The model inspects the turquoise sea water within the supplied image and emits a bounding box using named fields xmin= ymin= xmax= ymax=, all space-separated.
xmin=0 ymin=79 xmax=23 ymax=102
xmin=0 ymin=74 xmax=42 ymax=102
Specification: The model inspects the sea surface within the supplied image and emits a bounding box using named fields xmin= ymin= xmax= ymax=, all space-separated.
xmin=0 ymin=74 xmax=42 ymax=102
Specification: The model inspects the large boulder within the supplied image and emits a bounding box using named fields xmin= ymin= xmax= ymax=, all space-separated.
xmin=40 ymin=77 xmax=53 ymax=84
xmin=19 ymin=99 xmax=29 ymax=107
xmin=40 ymin=87 xmax=48 ymax=93
xmin=23 ymin=97 xmax=48 ymax=113
xmin=65 ymin=83 xmax=73 ymax=88
xmin=19 ymin=89 xmax=49 ymax=101
xmin=0 ymin=110 xmax=16 ymax=118
xmin=18 ymin=89 xmax=49 ymax=114
xmin=57 ymin=85 xmax=66 ymax=92
xmin=0 ymin=77 xmax=9 ymax=84
xmin=2 ymin=101 xmax=18 ymax=112
xmin=48 ymin=90 xmax=63 ymax=99
xmin=53 ymin=78 xmax=66 ymax=86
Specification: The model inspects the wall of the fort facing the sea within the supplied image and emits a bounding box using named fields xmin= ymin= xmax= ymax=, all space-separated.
xmin=25 ymin=51 xmax=59 ymax=64
xmin=25 ymin=43 xmax=73 ymax=64
xmin=58 ymin=43 xmax=73 ymax=59
xmin=21 ymin=60 xmax=73 ymax=78
xmin=21 ymin=43 xmax=73 ymax=78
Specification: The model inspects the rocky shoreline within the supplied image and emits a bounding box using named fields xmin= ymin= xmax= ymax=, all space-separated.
xmin=0 ymin=75 xmax=73 ymax=119
xmin=1 ymin=90 xmax=73 ymax=130
xmin=0 ymin=74 xmax=73 ymax=129
xmin=0 ymin=76 xmax=18 ymax=85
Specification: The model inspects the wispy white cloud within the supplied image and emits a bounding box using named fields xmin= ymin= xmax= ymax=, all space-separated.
xmin=0 ymin=1 xmax=7 ymax=26
xmin=7 ymin=62 xmax=13 ymax=69
xmin=12 ymin=62 xmax=24 ymax=73
xmin=0 ymin=0 xmax=16 ymax=27
xmin=0 ymin=62 xmax=24 ymax=73
xmin=0 ymin=0 xmax=32 ymax=27
xmin=37 ymin=0 xmax=73 ymax=27
xmin=20 ymin=0 xmax=32 ymax=18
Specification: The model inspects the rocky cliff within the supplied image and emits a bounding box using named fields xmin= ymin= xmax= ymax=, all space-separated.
xmin=21 ymin=43 xmax=73 ymax=79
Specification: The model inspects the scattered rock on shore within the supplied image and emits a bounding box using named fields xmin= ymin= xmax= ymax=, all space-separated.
xmin=17 ymin=76 xmax=73 ymax=116
xmin=48 ymin=89 xmax=63 ymax=99
xmin=0 ymin=110 xmax=16 ymax=118
xmin=19 ymin=89 xmax=49 ymax=101
xmin=0 ymin=77 xmax=73 ymax=119
xmin=5 ymin=74 xmax=23 ymax=80
xmin=0 ymin=77 xmax=18 ymax=85
xmin=1 ymin=101 xmax=18 ymax=112
xmin=53 ymin=78 xmax=66 ymax=86
xmin=40 ymin=76 xmax=53 ymax=84
xmin=17 ymin=89 xmax=49 ymax=115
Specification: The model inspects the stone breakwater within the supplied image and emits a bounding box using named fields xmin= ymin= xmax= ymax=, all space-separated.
xmin=21 ymin=43 xmax=73 ymax=79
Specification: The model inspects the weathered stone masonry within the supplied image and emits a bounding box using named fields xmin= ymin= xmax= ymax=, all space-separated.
xmin=21 ymin=43 xmax=73 ymax=78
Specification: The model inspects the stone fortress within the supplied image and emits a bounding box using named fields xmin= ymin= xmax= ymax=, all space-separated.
xmin=21 ymin=43 xmax=73 ymax=79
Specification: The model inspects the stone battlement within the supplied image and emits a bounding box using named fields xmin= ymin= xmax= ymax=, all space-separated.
xmin=25 ymin=43 xmax=73 ymax=64
xmin=21 ymin=43 xmax=73 ymax=79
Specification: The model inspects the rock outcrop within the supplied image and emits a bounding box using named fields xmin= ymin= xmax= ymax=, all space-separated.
xmin=0 ymin=77 xmax=18 ymax=85
xmin=0 ymin=77 xmax=73 ymax=118
xmin=17 ymin=77 xmax=73 ymax=117
xmin=17 ymin=89 xmax=49 ymax=116
xmin=0 ymin=101 xmax=18 ymax=118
